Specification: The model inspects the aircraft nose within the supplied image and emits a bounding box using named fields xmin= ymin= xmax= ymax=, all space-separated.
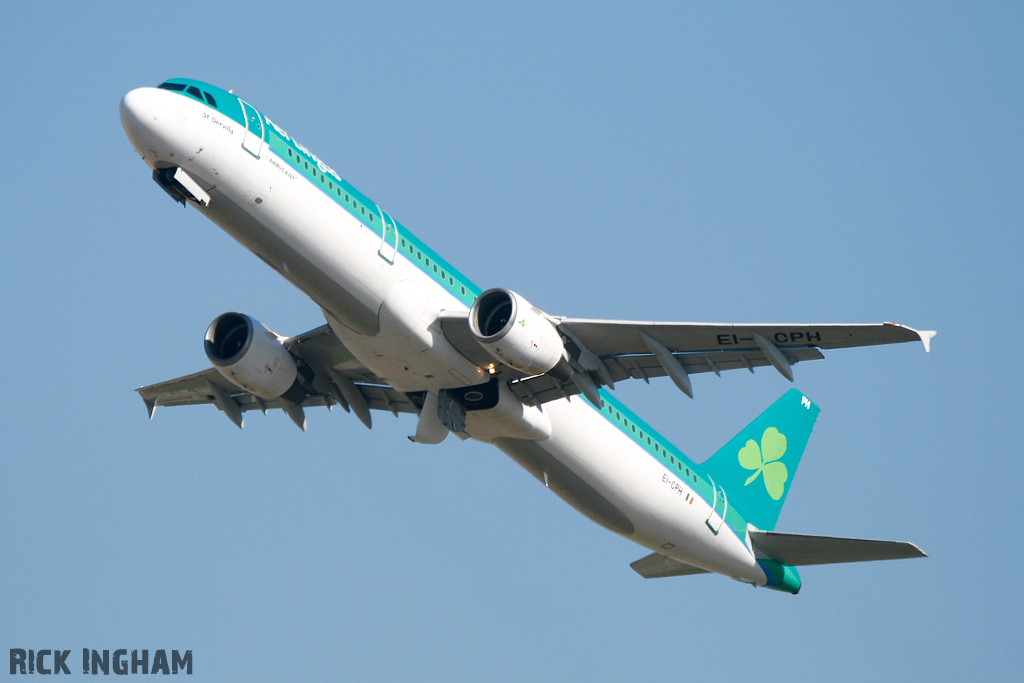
xmin=120 ymin=86 xmax=171 ymax=162
xmin=119 ymin=87 xmax=157 ymax=138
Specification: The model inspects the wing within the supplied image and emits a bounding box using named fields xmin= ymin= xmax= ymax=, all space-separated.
xmin=556 ymin=319 xmax=935 ymax=356
xmin=439 ymin=312 xmax=935 ymax=406
xmin=137 ymin=324 xmax=420 ymax=430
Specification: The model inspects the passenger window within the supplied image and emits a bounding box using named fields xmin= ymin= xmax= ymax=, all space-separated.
xmin=203 ymin=92 xmax=217 ymax=107
xmin=370 ymin=214 xmax=374 ymax=222
xmin=288 ymin=149 xmax=293 ymax=157
xmin=361 ymin=207 xmax=366 ymax=215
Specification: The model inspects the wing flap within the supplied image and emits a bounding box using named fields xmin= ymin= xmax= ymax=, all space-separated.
xmin=630 ymin=552 xmax=711 ymax=579
xmin=749 ymin=531 xmax=927 ymax=566
xmin=509 ymin=347 xmax=824 ymax=406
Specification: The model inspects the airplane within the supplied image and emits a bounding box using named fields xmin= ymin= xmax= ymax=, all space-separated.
xmin=120 ymin=78 xmax=935 ymax=594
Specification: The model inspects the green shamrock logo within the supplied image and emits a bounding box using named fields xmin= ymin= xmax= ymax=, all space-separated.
xmin=738 ymin=427 xmax=788 ymax=500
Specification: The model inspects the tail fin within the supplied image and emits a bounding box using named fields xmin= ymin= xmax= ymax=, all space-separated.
xmin=702 ymin=389 xmax=820 ymax=531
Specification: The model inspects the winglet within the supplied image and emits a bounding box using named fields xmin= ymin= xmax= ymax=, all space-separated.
xmin=143 ymin=396 xmax=157 ymax=420
xmin=885 ymin=323 xmax=937 ymax=353
xmin=918 ymin=330 xmax=937 ymax=353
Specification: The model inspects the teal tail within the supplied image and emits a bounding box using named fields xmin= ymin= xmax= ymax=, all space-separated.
xmin=702 ymin=389 xmax=820 ymax=531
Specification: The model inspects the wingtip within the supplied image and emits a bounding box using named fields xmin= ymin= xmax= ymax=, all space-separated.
xmin=885 ymin=322 xmax=937 ymax=353
xmin=918 ymin=330 xmax=937 ymax=353
xmin=906 ymin=542 xmax=928 ymax=558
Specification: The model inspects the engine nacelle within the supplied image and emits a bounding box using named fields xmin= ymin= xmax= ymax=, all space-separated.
xmin=204 ymin=312 xmax=300 ymax=400
xmin=468 ymin=289 xmax=565 ymax=376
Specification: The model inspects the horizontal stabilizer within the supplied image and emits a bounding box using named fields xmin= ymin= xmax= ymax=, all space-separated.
xmin=750 ymin=531 xmax=926 ymax=566
xmin=630 ymin=552 xmax=710 ymax=579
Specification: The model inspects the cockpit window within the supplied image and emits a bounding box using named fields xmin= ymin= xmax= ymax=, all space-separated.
xmin=157 ymin=82 xmax=219 ymax=109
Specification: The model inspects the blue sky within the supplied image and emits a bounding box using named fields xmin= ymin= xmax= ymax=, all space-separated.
xmin=1 ymin=2 xmax=1021 ymax=680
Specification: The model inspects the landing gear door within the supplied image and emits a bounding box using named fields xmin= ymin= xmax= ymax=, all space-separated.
xmin=239 ymin=99 xmax=264 ymax=158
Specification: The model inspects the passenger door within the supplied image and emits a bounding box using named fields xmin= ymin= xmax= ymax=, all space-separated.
xmin=239 ymin=100 xmax=264 ymax=158
xmin=705 ymin=477 xmax=728 ymax=535
xmin=378 ymin=207 xmax=398 ymax=264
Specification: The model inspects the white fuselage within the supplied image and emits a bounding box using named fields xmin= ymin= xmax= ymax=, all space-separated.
xmin=120 ymin=86 xmax=768 ymax=586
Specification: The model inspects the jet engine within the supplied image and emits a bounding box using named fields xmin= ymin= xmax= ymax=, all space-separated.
xmin=468 ymin=289 xmax=566 ymax=376
xmin=204 ymin=312 xmax=303 ymax=401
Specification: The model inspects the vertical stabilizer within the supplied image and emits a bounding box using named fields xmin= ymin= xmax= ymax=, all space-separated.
xmin=702 ymin=389 xmax=820 ymax=531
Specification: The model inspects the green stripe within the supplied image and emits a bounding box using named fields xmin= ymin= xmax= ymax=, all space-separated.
xmin=264 ymin=125 xmax=480 ymax=306
xmin=157 ymin=80 xmax=481 ymax=305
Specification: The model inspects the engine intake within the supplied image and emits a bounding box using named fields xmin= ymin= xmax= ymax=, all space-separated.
xmin=468 ymin=289 xmax=566 ymax=376
xmin=204 ymin=312 xmax=303 ymax=401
